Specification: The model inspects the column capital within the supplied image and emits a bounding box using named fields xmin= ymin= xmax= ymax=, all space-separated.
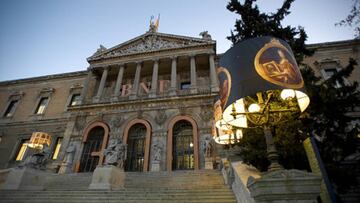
xmin=189 ymin=53 xmax=196 ymax=58
xmin=135 ymin=61 xmax=143 ymax=65
xmin=207 ymin=50 xmax=216 ymax=55
xmin=170 ymin=56 xmax=178 ymax=60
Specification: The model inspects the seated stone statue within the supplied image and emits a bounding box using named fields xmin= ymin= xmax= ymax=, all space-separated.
xmin=103 ymin=139 xmax=127 ymax=170
xmin=20 ymin=144 xmax=50 ymax=170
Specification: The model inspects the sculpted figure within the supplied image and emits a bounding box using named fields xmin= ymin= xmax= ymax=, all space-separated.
xmin=63 ymin=143 xmax=76 ymax=165
xmin=199 ymin=31 xmax=212 ymax=40
xmin=21 ymin=144 xmax=50 ymax=169
xmin=153 ymin=143 xmax=162 ymax=162
xmin=104 ymin=139 xmax=120 ymax=166
xmin=204 ymin=137 xmax=213 ymax=158
xmin=103 ymin=139 xmax=127 ymax=169
xmin=117 ymin=142 xmax=127 ymax=170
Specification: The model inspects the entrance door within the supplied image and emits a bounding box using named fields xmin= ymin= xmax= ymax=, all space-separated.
xmin=126 ymin=123 xmax=146 ymax=171
xmin=172 ymin=121 xmax=194 ymax=170
xmin=79 ymin=126 xmax=104 ymax=172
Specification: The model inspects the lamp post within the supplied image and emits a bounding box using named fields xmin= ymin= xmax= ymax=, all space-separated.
xmin=215 ymin=36 xmax=310 ymax=171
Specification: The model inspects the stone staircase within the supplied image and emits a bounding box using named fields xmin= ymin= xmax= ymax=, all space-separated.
xmin=0 ymin=170 xmax=236 ymax=203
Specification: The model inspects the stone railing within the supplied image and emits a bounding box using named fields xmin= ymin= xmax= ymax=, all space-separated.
xmin=84 ymin=86 xmax=213 ymax=105
xmin=220 ymin=158 xmax=322 ymax=203
xmin=220 ymin=159 xmax=260 ymax=203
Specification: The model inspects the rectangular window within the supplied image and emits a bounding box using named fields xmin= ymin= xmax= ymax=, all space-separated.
xmin=4 ymin=100 xmax=18 ymax=117
xmin=35 ymin=97 xmax=49 ymax=114
xmin=69 ymin=94 xmax=81 ymax=106
xmin=15 ymin=139 xmax=29 ymax=161
xmin=52 ymin=137 xmax=63 ymax=160
xmin=181 ymin=82 xmax=191 ymax=90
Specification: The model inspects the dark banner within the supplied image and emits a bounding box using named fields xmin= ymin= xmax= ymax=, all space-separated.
xmin=218 ymin=36 xmax=306 ymax=110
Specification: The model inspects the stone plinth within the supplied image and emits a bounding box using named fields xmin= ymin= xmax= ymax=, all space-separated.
xmin=247 ymin=169 xmax=321 ymax=203
xmin=151 ymin=161 xmax=160 ymax=172
xmin=205 ymin=157 xmax=214 ymax=169
xmin=58 ymin=163 xmax=73 ymax=174
xmin=88 ymin=165 xmax=125 ymax=190
xmin=1 ymin=167 xmax=49 ymax=190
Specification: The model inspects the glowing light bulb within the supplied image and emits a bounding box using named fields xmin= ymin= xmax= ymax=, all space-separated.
xmin=189 ymin=142 xmax=194 ymax=148
xmin=280 ymin=89 xmax=296 ymax=100
xmin=248 ymin=103 xmax=261 ymax=113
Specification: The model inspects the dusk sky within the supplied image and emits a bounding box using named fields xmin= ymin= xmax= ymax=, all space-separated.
xmin=0 ymin=0 xmax=355 ymax=81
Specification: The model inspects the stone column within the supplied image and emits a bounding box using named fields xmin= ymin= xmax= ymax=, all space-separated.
xmin=130 ymin=62 xmax=142 ymax=99
xmin=169 ymin=56 xmax=177 ymax=96
xmin=209 ymin=53 xmax=219 ymax=92
xmin=149 ymin=59 xmax=159 ymax=98
xmin=190 ymin=54 xmax=197 ymax=94
xmin=93 ymin=67 xmax=109 ymax=103
xmin=112 ymin=64 xmax=125 ymax=102
xmin=79 ymin=68 xmax=92 ymax=104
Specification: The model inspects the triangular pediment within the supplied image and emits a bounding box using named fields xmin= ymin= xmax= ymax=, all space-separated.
xmin=88 ymin=32 xmax=215 ymax=61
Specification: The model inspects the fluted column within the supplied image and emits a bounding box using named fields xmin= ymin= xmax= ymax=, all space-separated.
xmin=209 ymin=53 xmax=219 ymax=92
xmin=149 ymin=59 xmax=159 ymax=98
xmin=190 ymin=54 xmax=197 ymax=93
xmin=93 ymin=67 xmax=109 ymax=103
xmin=79 ymin=68 xmax=92 ymax=104
xmin=130 ymin=62 xmax=142 ymax=99
xmin=112 ymin=64 xmax=125 ymax=101
xmin=169 ymin=56 xmax=177 ymax=96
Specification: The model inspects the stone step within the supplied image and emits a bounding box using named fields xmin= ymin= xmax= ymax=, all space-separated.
xmin=0 ymin=170 xmax=237 ymax=203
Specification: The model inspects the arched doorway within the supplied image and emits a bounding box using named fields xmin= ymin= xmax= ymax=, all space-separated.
xmin=79 ymin=122 xmax=109 ymax=172
xmin=172 ymin=120 xmax=194 ymax=170
xmin=123 ymin=119 xmax=151 ymax=172
xmin=167 ymin=116 xmax=199 ymax=171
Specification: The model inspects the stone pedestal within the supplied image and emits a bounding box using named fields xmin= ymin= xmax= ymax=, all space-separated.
xmin=247 ymin=169 xmax=321 ymax=203
xmin=58 ymin=163 xmax=73 ymax=174
xmin=1 ymin=167 xmax=49 ymax=190
xmin=151 ymin=161 xmax=160 ymax=172
xmin=88 ymin=165 xmax=125 ymax=190
xmin=205 ymin=157 xmax=214 ymax=169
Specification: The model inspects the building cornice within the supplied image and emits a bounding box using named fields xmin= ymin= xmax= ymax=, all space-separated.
xmin=0 ymin=70 xmax=88 ymax=86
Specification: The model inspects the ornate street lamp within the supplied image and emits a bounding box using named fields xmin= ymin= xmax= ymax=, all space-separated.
xmin=215 ymin=37 xmax=310 ymax=171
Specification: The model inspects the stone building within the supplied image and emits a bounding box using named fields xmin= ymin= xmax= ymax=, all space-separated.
xmin=0 ymin=28 xmax=359 ymax=175
xmin=0 ymin=28 xmax=219 ymax=173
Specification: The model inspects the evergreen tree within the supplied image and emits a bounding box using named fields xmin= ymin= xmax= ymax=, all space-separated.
xmin=227 ymin=0 xmax=360 ymax=196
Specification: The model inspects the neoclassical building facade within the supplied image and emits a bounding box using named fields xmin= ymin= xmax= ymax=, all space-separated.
xmin=0 ymin=28 xmax=359 ymax=174
xmin=0 ymin=29 xmax=220 ymax=172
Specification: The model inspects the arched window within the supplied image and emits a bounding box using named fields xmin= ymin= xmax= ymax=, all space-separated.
xmin=126 ymin=123 xmax=147 ymax=171
xmin=172 ymin=120 xmax=194 ymax=170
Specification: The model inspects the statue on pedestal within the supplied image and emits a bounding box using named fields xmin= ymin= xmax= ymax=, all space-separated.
xmin=153 ymin=143 xmax=162 ymax=162
xmin=63 ymin=142 xmax=76 ymax=165
xmin=204 ymin=137 xmax=213 ymax=158
xmin=21 ymin=144 xmax=50 ymax=170
xmin=103 ymin=139 xmax=127 ymax=170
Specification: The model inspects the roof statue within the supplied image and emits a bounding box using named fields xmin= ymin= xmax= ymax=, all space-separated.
xmin=149 ymin=14 xmax=160 ymax=33
xmin=199 ymin=31 xmax=212 ymax=40
xmin=92 ymin=44 xmax=107 ymax=56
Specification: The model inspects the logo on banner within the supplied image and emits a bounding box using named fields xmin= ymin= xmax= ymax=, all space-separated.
xmin=217 ymin=67 xmax=232 ymax=109
xmin=254 ymin=38 xmax=304 ymax=88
